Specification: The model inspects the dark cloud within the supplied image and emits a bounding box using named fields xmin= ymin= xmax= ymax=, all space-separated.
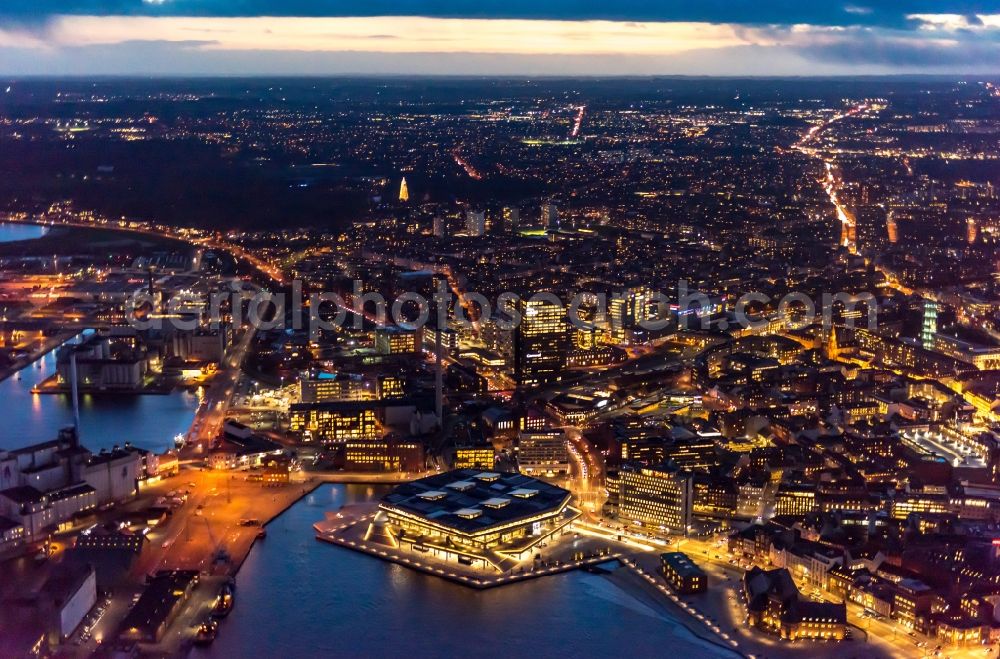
xmin=2 ymin=0 xmax=998 ymax=29
xmin=796 ymin=32 xmax=1000 ymax=67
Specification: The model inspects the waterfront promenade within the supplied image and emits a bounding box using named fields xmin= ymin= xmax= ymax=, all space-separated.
xmin=132 ymin=470 xmax=424 ymax=580
xmin=313 ymin=504 xmax=621 ymax=589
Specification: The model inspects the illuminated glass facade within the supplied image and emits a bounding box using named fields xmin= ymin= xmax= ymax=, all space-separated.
xmin=618 ymin=465 xmax=693 ymax=534
xmin=513 ymin=297 xmax=568 ymax=387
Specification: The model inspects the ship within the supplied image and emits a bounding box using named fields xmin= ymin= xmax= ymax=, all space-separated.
xmin=194 ymin=619 xmax=218 ymax=645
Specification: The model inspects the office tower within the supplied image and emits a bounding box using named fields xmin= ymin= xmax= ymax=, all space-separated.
xmin=432 ymin=215 xmax=445 ymax=238
xmin=886 ymin=211 xmax=898 ymax=244
xmin=541 ymin=202 xmax=558 ymax=231
xmin=608 ymin=286 xmax=653 ymax=345
xmin=398 ymin=177 xmax=409 ymax=203
xmin=618 ymin=464 xmax=693 ymax=535
xmin=921 ymin=299 xmax=937 ymax=350
xmin=967 ymin=217 xmax=977 ymax=244
xmin=513 ymin=296 xmax=567 ymax=387
xmin=503 ymin=206 xmax=520 ymax=233
xmin=465 ymin=210 xmax=486 ymax=237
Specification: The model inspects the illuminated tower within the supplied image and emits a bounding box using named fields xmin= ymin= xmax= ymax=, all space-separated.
xmin=513 ymin=296 xmax=568 ymax=387
xmin=398 ymin=177 xmax=409 ymax=203
xmin=502 ymin=206 xmax=520 ymax=233
xmin=541 ymin=202 xmax=558 ymax=231
xmin=886 ymin=211 xmax=898 ymax=244
xmin=921 ymin=300 xmax=937 ymax=350
xmin=465 ymin=210 xmax=486 ymax=237
xmin=967 ymin=218 xmax=977 ymax=244
xmin=826 ymin=326 xmax=839 ymax=360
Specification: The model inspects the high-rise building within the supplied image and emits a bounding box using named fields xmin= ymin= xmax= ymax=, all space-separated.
xmin=967 ymin=217 xmax=978 ymax=244
xmin=921 ymin=300 xmax=937 ymax=350
xmin=432 ymin=215 xmax=446 ymax=238
xmin=608 ymin=287 xmax=654 ymax=345
xmin=618 ymin=464 xmax=693 ymax=535
xmin=513 ymin=296 xmax=568 ymax=387
xmin=465 ymin=210 xmax=486 ymax=237
xmin=398 ymin=177 xmax=409 ymax=203
xmin=502 ymin=206 xmax=520 ymax=233
xmin=541 ymin=202 xmax=558 ymax=231
xmin=886 ymin=211 xmax=898 ymax=244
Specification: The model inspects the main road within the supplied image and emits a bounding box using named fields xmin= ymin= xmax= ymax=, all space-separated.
xmin=181 ymin=316 xmax=259 ymax=453
xmin=793 ymin=102 xmax=868 ymax=255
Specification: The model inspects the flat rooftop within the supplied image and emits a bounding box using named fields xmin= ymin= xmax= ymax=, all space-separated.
xmin=380 ymin=469 xmax=571 ymax=536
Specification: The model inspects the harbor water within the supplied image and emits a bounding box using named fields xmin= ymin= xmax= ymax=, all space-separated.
xmin=0 ymin=342 xmax=198 ymax=453
xmin=198 ymin=484 xmax=733 ymax=659
xmin=0 ymin=222 xmax=47 ymax=242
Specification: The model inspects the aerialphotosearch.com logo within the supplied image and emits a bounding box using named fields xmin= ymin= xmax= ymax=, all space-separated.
xmin=126 ymin=279 xmax=878 ymax=337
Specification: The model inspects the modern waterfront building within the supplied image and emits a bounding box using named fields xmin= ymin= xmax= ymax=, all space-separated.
xmin=373 ymin=469 xmax=577 ymax=571
xmin=618 ymin=464 xmax=693 ymax=535
xmin=660 ymin=552 xmax=707 ymax=594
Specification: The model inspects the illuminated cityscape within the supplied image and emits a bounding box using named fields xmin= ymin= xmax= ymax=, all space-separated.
xmin=0 ymin=2 xmax=999 ymax=658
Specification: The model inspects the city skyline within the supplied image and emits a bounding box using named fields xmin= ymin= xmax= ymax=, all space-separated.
xmin=0 ymin=4 xmax=998 ymax=654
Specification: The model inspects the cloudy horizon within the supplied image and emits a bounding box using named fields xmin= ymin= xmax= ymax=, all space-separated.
xmin=0 ymin=2 xmax=998 ymax=76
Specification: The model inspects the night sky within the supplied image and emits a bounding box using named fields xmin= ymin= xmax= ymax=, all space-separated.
xmin=1 ymin=1 xmax=997 ymax=75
